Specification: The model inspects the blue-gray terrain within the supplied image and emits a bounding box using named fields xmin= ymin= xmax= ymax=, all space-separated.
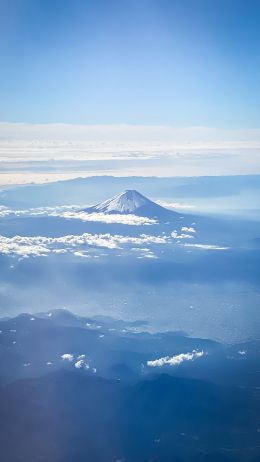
xmin=0 ymin=175 xmax=259 ymax=461
xmin=0 ymin=309 xmax=260 ymax=462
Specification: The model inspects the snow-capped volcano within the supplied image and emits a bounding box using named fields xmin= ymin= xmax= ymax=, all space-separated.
xmin=89 ymin=190 xmax=149 ymax=214
xmin=84 ymin=190 xmax=177 ymax=218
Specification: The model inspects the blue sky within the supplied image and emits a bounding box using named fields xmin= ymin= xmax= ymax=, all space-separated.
xmin=1 ymin=0 xmax=260 ymax=128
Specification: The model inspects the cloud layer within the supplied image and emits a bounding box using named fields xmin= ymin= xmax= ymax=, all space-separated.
xmin=0 ymin=124 xmax=260 ymax=183
xmin=0 ymin=207 xmax=230 ymax=258
xmin=0 ymin=232 xmax=168 ymax=257
xmin=0 ymin=206 xmax=157 ymax=226
xmin=61 ymin=211 xmax=157 ymax=226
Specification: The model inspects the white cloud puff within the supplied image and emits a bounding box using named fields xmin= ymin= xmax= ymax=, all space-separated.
xmin=74 ymin=359 xmax=90 ymax=369
xmin=61 ymin=353 xmax=74 ymax=362
xmin=74 ymin=355 xmax=91 ymax=369
xmin=147 ymin=350 xmax=204 ymax=367
xmin=181 ymin=226 xmax=196 ymax=233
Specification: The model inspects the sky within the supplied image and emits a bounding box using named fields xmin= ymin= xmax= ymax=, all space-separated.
xmin=0 ymin=0 xmax=260 ymax=180
xmin=1 ymin=0 xmax=260 ymax=127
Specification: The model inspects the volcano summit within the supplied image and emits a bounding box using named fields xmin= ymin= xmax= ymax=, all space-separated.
xmin=84 ymin=190 xmax=176 ymax=218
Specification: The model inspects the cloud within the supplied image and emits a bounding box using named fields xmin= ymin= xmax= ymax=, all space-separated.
xmin=147 ymin=350 xmax=204 ymax=367
xmin=61 ymin=211 xmax=158 ymax=226
xmin=85 ymin=322 xmax=102 ymax=330
xmin=131 ymin=247 xmax=159 ymax=259
xmin=0 ymin=236 xmax=51 ymax=256
xmin=0 ymin=232 xmax=168 ymax=257
xmin=61 ymin=353 xmax=74 ymax=362
xmin=181 ymin=226 xmax=196 ymax=233
xmin=137 ymin=253 xmax=158 ymax=259
xmin=60 ymin=353 xmax=92 ymax=369
xmin=0 ymin=205 xmax=83 ymax=218
xmin=74 ymin=359 xmax=90 ymax=369
xmin=0 ymin=206 xmax=12 ymax=217
xmin=182 ymin=243 xmax=230 ymax=250
xmin=74 ymin=251 xmax=91 ymax=258
xmin=0 ymin=205 xmax=158 ymax=226
xmin=238 ymin=350 xmax=247 ymax=356
xmin=157 ymin=201 xmax=195 ymax=210
xmin=171 ymin=231 xmax=194 ymax=239
xmin=53 ymin=249 xmax=67 ymax=254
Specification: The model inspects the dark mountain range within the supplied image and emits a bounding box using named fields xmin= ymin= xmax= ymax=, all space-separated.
xmin=0 ymin=369 xmax=259 ymax=462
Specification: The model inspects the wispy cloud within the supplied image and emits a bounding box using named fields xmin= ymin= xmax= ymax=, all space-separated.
xmin=182 ymin=243 xmax=229 ymax=250
xmin=1 ymin=123 xmax=260 ymax=156
xmin=0 ymin=205 xmax=82 ymax=218
xmin=157 ymin=201 xmax=195 ymax=210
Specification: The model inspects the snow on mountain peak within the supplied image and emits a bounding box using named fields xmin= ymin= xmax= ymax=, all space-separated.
xmin=90 ymin=190 xmax=152 ymax=214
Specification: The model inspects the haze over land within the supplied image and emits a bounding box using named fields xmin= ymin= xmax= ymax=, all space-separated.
xmin=0 ymin=176 xmax=259 ymax=343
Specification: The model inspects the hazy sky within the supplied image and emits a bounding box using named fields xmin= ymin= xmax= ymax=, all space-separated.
xmin=0 ymin=1 xmax=259 ymax=180
xmin=1 ymin=0 xmax=260 ymax=127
